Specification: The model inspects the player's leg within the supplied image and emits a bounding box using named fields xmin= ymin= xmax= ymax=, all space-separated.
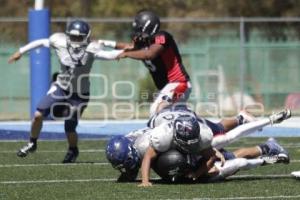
xmin=233 ymin=146 xmax=261 ymax=158
xmin=211 ymin=109 xmax=291 ymax=149
xmin=219 ymin=110 xmax=256 ymax=132
xmin=209 ymin=158 xmax=264 ymax=180
xmin=17 ymin=84 xmax=66 ymax=157
xmin=62 ymin=95 xmax=89 ymax=163
xmin=149 ymin=82 xmax=191 ymax=117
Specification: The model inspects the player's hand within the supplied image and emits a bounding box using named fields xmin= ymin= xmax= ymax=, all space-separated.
xmin=8 ymin=51 xmax=22 ymax=63
xmin=123 ymin=43 xmax=134 ymax=51
xmin=116 ymin=52 xmax=127 ymax=60
xmin=138 ymin=181 xmax=152 ymax=187
xmin=214 ymin=148 xmax=225 ymax=166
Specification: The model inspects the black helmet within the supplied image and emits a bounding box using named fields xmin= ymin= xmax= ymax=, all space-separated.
xmin=152 ymin=149 xmax=189 ymax=182
xmin=66 ymin=19 xmax=91 ymax=49
xmin=131 ymin=10 xmax=160 ymax=47
xmin=173 ymin=115 xmax=200 ymax=154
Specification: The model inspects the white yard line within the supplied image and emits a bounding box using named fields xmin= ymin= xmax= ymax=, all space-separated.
xmin=0 ymin=162 xmax=109 ymax=168
xmin=0 ymin=178 xmax=116 ymax=184
xmin=0 ymin=174 xmax=293 ymax=185
xmin=197 ymin=195 xmax=300 ymax=200
xmin=0 ymin=149 xmax=104 ymax=153
xmin=0 ymin=159 xmax=300 ymax=168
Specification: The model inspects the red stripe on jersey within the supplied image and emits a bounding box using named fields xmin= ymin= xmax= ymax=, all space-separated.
xmin=161 ymin=47 xmax=188 ymax=82
xmin=172 ymin=82 xmax=189 ymax=102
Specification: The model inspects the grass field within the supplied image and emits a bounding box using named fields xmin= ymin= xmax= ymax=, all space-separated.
xmin=0 ymin=138 xmax=300 ymax=200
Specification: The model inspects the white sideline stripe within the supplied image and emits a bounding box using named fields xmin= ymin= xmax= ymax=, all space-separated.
xmin=0 ymin=174 xmax=294 ymax=185
xmin=0 ymin=163 xmax=109 ymax=168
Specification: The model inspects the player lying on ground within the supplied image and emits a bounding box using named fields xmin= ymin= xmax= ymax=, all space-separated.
xmin=106 ymin=108 xmax=291 ymax=184
xmin=153 ymin=137 xmax=290 ymax=183
xmin=8 ymin=19 xmax=123 ymax=163
xmin=139 ymin=106 xmax=291 ymax=186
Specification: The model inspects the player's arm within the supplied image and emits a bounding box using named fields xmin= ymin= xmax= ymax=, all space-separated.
xmin=8 ymin=39 xmax=50 ymax=63
xmin=98 ymin=39 xmax=134 ymax=50
xmin=186 ymin=147 xmax=224 ymax=180
xmin=117 ymin=43 xmax=164 ymax=60
xmin=138 ymin=146 xmax=158 ymax=187
xmin=93 ymin=49 xmax=124 ymax=60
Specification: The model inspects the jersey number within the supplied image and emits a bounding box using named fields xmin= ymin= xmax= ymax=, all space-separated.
xmin=144 ymin=60 xmax=156 ymax=72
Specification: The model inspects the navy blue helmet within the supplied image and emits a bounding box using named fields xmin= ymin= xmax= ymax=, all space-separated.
xmin=173 ymin=115 xmax=200 ymax=154
xmin=131 ymin=10 xmax=160 ymax=47
xmin=66 ymin=19 xmax=91 ymax=50
xmin=105 ymin=136 xmax=140 ymax=172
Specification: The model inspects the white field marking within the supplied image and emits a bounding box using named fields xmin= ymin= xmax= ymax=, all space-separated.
xmin=0 ymin=178 xmax=116 ymax=184
xmin=0 ymin=174 xmax=295 ymax=185
xmin=0 ymin=149 xmax=104 ymax=153
xmin=0 ymin=162 xmax=109 ymax=168
xmin=1 ymin=159 xmax=300 ymax=169
xmin=198 ymin=195 xmax=300 ymax=200
xmin=229 ymin=174 xmax=291 ymax=179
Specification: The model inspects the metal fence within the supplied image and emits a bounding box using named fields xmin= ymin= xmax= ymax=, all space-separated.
xmin=0 ymin=17 xmax=300 ymax=120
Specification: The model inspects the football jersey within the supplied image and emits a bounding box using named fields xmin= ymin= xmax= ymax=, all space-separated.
xmin=143 ymin=31 xmax=190 ymax=90
xmin=125 ymin=127 xmax=152 ymax=159
xmin=148 ymin=106 xmax=214 ymax=153
xmin=19 ymin=33 xmax=123 ymax=94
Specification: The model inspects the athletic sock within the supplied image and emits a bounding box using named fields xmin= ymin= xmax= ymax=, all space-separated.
xmin=69 ymin=146 xmax=78 ymax=153
xmin=29 ymin=137 xmax=37 ymax=146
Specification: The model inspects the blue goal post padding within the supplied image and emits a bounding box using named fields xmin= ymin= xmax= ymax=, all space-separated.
xmin=29 ymin=9 xmax=51 ymax=118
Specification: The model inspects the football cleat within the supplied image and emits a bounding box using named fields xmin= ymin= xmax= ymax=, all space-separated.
xmin=269 ymin=109 xmax=291 ymax=124
xmin=265 ymin=138 xmax=289 ymax=156
xmin=261 ymin=153 xmax=290 ymax=165
xmin=62 ymin=148 xmax=79 ymax=163
xmin=261 ymin=138 xmax=290 ymax=164
xmin=17 ymin=142 xmax=37 ymax=157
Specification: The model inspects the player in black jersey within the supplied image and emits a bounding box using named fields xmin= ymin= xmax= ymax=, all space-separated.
xmin=116 ymin=10 xmax=192 ymax=116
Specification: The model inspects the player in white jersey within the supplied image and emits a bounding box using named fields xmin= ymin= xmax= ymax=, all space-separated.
xmin=8 ymin=19 xmax=123 ymax=163
xmin=106 ymin=127 xmax=290 ymax=183
xmin=139 ymin=105 xmax=291 ymax=186
xmin=154 ymin=137 xmax=289 ymax=183
xmin=106 ymin=127 xmax=152 ymax=181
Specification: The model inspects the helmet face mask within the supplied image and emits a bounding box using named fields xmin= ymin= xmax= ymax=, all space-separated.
xmin=106 ymin=136 xmax=140 ymax=172
xmin=131 ymin=10 xmax=160 ymax=48
xmin=173 ymin=116 xmax=200 ymax=154
xmin=66 ymin=20 xmax=91 ymax=51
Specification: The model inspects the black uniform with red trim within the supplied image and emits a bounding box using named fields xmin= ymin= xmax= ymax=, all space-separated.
xmin=142 ymin=31 xmax=190 ymax=90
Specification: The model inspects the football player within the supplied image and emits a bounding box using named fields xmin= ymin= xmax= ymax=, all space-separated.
xmin=108 ymin=10 xmax=192 ymax=117
xmin=106 ymin=128 xmax=290 ymax=184
xmin=154 ymin=137 xmax=290 ymax=183
xmin=8 ymin=19 xmax=123 ymax=163
xmin=139 ymin=106 xmax=291 ymax=186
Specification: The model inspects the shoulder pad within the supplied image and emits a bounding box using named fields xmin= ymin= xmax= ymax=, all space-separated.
xmin=150 ymin=123 xmax=173 ymax=152
xmin=49 ymin=33 xmax=67 ymax=47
